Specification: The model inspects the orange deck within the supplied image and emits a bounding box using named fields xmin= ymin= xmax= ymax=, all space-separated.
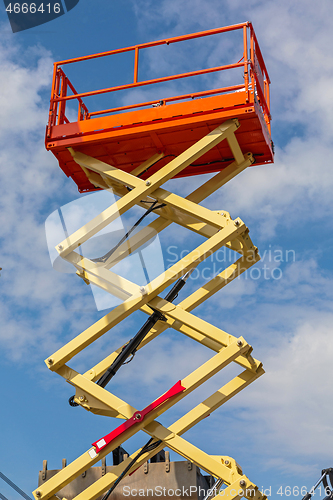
xmin=46 ymin=23 xmax=273 ymax=193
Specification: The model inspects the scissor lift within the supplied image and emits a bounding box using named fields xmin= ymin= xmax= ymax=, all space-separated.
xmin=35 ymin=22 xmax=273 ymax=500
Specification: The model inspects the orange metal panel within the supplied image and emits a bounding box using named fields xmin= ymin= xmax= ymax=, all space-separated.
xmin=49 ymin=103 xmax=272 ymax=192
xmin=46 ymin=23 xmax=273 ymax=192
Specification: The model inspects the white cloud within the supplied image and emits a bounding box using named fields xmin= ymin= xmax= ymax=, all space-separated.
xmin=206 ymin=134 xmax=333 ymax=237
xmin=1 ymin=3 xmax=333 ymax=492
xmin=131 ymin=0 xmax=333 ymax=239
xmin=0 ymin=33 xmax=53 ymax=136
xmin=113 ymin=3 xmax=333 ymax=473
xmin=0 ymin=33 xmax=99 ymax=362
xmin=184 ymin=257 xmax=333 ymax=474
xmin=237 ymin=313 xmax=333 ymax=464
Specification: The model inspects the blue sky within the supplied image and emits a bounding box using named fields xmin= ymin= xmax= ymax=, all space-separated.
xmin=1 ymin=1 xmax=333 ymax=499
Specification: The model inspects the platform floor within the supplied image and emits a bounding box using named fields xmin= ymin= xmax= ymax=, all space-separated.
xmin=46 ymin=90 xmax=273 ymax=193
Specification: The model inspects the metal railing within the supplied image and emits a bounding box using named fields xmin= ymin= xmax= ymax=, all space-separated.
xmin=47 ymin=22 xmax=271 ymax=137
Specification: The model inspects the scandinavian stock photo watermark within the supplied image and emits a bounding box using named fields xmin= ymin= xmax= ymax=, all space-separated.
xmin=3 ymin=0 xmax=80 ymax=32
xmin=122 ymin=485 xmax=257 ymax=498
xmin=121 ymin=484 xmax=322 ymax=498
xmin=165 ymin=245 xmax=296 ymax=282
xmin=45 ymin=189 xmax=166 ymax=311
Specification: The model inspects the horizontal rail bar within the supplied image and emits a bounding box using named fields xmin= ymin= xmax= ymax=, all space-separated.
xmin=47 ymin=22 xmax=270 ymax=133
xmin=55 ymin=22 xmax=249 ymax=66
xmin=52 ymin=62 xmax=245 ymax=103
xmin=88 ymin=84 xmax=245 ymax=117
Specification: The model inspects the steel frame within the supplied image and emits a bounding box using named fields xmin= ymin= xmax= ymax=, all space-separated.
xmin=46 ymin=22 xmax=273 ymax=193
xmin=34 ymin=119 xmax=267 ymax=500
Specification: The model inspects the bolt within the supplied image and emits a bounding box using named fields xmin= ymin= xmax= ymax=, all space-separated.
xmin=237 ymin=340 xmax=243 ymax=347
xmin=139 ymin=286 xmax=146 ymax=294
xmin=58 ymin=244 xmax=63 ymax=251
xmin=234 ymin=220 xmax=240 ymax=227
xmin=239 ymin=480 xmax=246 ymax=488
xmin=79 ymin=396 xmax=85 ymax=402
xmin=135 ymin=413 xmax=142 ymax=420
xmin=35 ymin=491 xmax=42 ymax=498
xmin=145 ymin=181 xmax=151 ymax=186
xmin=220 ymin=212 xmax=225 ymax=217
xmin=47 ymin=358 xmax=54 ymax=365
xmin=224 ymin=460 xmax=230 ymax=465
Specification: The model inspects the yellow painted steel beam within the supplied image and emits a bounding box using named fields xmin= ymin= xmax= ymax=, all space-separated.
xmin=33 ymin=364 xmax=263 ymax=500
xmin=74 ymin=247 xmax=258 ymax=386
xmin=58 ymin=120 xmax=240 ymax=258
xmin=69 ymin=121 xmax=239 ymax=191
xmin=58 ymin=249 xmax=259 ymax=397
xmin=55 ymin=367 xmax=265 ymax=500
xmin=186 ymin=152 xmax=254 ymax=203
xmin=69 ymin=218 xmax=254 ymax=286
xmin=84 ymin=154 xmax=253 ymax=270
xmin=72 ymin=441 xmax=235 ymax=500
xmin=64 ymin=250 xmax=259 ymax=396
xmin=40 ymin=358 xmax=264 ymax=500
xmin=68 ymin=218 xmax=249 ymax=307
xmin=39 ymin=119 xmax=265 ymax=500
xmin=169 ymin=367 xmax=264 ymax=436
xmin=69 ymin=149 xmax=160 ymax=190
xmin=103 ymin=154 xmax=254 ymax=268
xmin=69 ymin=254 xmax=140 ymax=297
xmin=34 ymin=340 xmax=251 ymax=500
xmin=211 ymin=477 xmax=267 ymax=500
xmin=76 ymin=152 xmax=165 ymax=195
xmin=226 ymin=133 xmax=246 ymax=165
xmin=71 ymin=339 xmax=251 ymax=419
xmin=69 ymin=150 xmax=254 ymax=248
xmin=47 ymin=218 xmax=247 ymax=371
xmin=71 ymin=149 xmax=235 ymax=233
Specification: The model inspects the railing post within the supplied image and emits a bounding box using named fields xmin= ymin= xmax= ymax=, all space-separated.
xmin=265 ymin=79 xmax=271 ymax=132
xmin=243 ymin=25 xmax=249 ymax=103
xmin=249 ymin=26 xmax=255 ymax=102
xmin=53 ymin=67 xmax=61 ymax=127
xmin=57 ymin=71 xmax=67 ymax=126
xmin=134 ymin=47 xmax=139 ymax=84
xmin=47 ymin=63 xmax=58 ymax=137
xmin=78 ymin=101 xmax=82 ymax=121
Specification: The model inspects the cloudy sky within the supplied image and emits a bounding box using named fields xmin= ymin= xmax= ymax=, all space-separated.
xmin=1 ymin=1 xmax=333 ymax=499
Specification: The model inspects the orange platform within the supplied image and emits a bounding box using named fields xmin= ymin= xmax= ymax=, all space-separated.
xmin=46 ymin=22 xmax=273 ymax=193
